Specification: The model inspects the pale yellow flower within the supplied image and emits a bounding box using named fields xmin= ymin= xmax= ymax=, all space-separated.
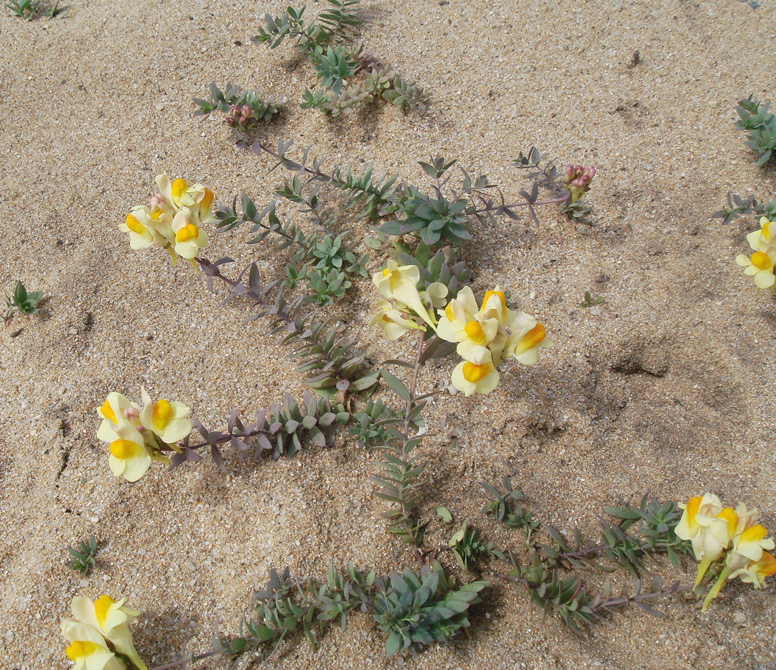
xmin=369 ymin=299 xmax=424 ymax=340
xmin=729 ymin=552 xmax=776 ymax=588
xmin=735 ymin=249 xmax=776 ymax=289
xmin=456 ymin=318 xmax=500 ymax=363
xmin=106 ymin=424 xmax=152 ymax=483
xmin=70 ymin=596 xmax=148 ymax=670
xmin=170 ymin=210 xmax=209 ymax=261
xmin=372 ymin=261 xmax=436 ymax=329
xmin=120 ymin=207 xmax=162 ymax=251
xmin=437 ymin=287 xmax=505 ymax=363
xmin=476 ymin=287 xmax=515 ymax=328
xmin=450 ymin=345 xmax=499 ymax=397
xmin=725 ymin=524 xmax=776 ymax=571
xmin=155 ymin=174 xmax=215 ymax=223
xmin=702 ymin=524 xmax=775 ymax=610
xmin=675 ymin=494 xmax=723 ymax=549
xmin=436 ymin=286 xmax=479 ymax=343
xmin=502 ymin=313 xmax=551 ymax=365
xmin=745 ymin=216 xmax=776 ymax=252
xmin=61 ymin=620 xmax=126 ymax=670
xmin=422 ymin=282 xmax=449 ymax=310
xmin=96 ymin=393 xmax=142 ymax=442
xmin=692 ymin=506 xmax=739 ymax=586
xmin=139 ymin=387 xmax=192 ymax=444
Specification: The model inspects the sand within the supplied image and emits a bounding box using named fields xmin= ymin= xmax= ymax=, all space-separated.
xmin=1 ymin=0 xmax=775 ymax=668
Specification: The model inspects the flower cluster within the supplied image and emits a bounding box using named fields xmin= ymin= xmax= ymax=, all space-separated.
xmin=735 ymin=216 xmax=776 ymax=290
xmin=61 ymin=595 xmax=147 ymax=670
xmin=368 ymin=261 xmax=448 ymax=339
xmin=96 ymin=388 xmax=192 ymax=482
xmin=564 ymin=164 xmax=596 ymax=203
xmin=120 ymin=174 xmax=214 ymax=266
xmin=436 ymin=287 xmax=550 ymax=396
xmin=676 ymin=494 xmax=776 ymax=610
xmin=226 ymin=103 xmax=255 ymax=129
xmin=368 ymin=265 xmax=551 ymax=399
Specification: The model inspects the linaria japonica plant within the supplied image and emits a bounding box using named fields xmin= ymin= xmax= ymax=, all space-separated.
xmin=371 ymin=561 xmax=489 ymax=656
xmin=716 ymin=99 xmax=776 ymax=293
xmin=66 ymin=536 xmax=99 ymax=576
xmin=4 ymin=280 xmax=43 ymax=324
xmin=735 ymin=96 xmax=776 ymax=165
xmin=477 ymin=478 xmax=696 ymax=632
xmin=193 ymin=82 xmax=283 ymax=131
xmin=6 ymin=0 xmax=61 ymax=19
xmin=250 ymin=0 xmax=429 ymax=116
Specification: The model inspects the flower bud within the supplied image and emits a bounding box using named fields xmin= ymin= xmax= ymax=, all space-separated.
xmin=150 ymin=194 xmax=167 ymax=211
xmin=565 ymin=164 xmax=596 ymax=203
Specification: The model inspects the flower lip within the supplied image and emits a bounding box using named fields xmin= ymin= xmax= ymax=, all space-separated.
xmin=109 ymin=439 xmax=144 ymax=460
xmin=462 ymin=361 xmax=490 ymax=383
xmin=751 ymin=251 xmax=773 ymax=271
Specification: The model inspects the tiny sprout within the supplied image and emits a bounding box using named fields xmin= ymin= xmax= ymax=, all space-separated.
xmin=67 ymin=536 xmax=99 ymax=575
xmin=4 ymin=280 xmax=44 ymax=323
xmin=579 ymin=291 xmax=604 ymax=308
xmin=5 ymin=0 xmax=60 ymax=19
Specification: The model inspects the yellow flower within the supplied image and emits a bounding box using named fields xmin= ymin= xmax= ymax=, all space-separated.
xmin=96 ymin=393 xmax=141 ymax=443
xmin=70 ymin=596 xmax=148 ymax=670
xmin=744 ymin=216 xmax=776 ymax=252
xmin=155 ymin=174 xmax=216 ymax=224
xmin=675 ymin=494 xmax=723 ymax=549
xmin=436 ymin=286 xmax=480 ymax=343
xmin=450 ymin=345 xmax=499 ymax=397
xmin=421 ymin=282 xmax=449 ymax=310
xmin=369 ymin=299 xmax=425 ymax=340
xmin=476 ymin=287 xmax=515 ymax=329
xmin=106 ymin=425 xmax=152 ymax=483
xmin=702 ymin=524 xmax=775 ymax=611
xmin=61 ymin=620 xmax=126 ymax=670
xmin=437 ymin=287 xmax=508 ymax=363
xmin=692 ymin=506 xmax=739 ymax=587
xmin=726 ymin=524 xmax=776 ymax=570
xmin=729 ymin=552 xmax=776 ymax=588
xmin=171 ymin=210 xmax=209 ymax=261
xmin=372 ymin=261 xmax=436 ymax=329
xmin=139 ymin=387 xmax=192 ymax=444
xmin=502 ymin=313 xmax=551 ymax=365
xmin=120 ymin=207 xmax=158 ymax=251
xmin=735 ymin=249 xmax=776 ymax=289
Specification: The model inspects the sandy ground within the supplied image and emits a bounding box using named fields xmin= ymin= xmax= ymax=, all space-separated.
xmin=1 ymin=0 xmax=775 ymax=668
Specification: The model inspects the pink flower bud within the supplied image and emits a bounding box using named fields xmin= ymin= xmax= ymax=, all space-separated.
xmin=241 ymin=104 xmax=252 ymax=117
xmin=150 ymin=194 xmax=167 ymax=210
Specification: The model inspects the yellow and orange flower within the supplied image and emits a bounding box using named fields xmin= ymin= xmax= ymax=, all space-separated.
xmin=62 ymin=596 xmax=147 ymax=670
xmin=450 ymin=345 xmax=499 ymax=397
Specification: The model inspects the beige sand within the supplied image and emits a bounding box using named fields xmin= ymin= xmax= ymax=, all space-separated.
xmin=1 ymin=0 xmax=775 ymax=668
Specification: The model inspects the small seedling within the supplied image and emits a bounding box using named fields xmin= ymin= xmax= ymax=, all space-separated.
xmin=735 ymin=96 xmax=776 ymax=166
xmin=6 ymin=0 xmax=61 ymax=19
xmin=4 ymin=280 xmax=43 ymax=323
xmin=67 ymin=536 xmax=99 ymax=575
xmin=579 ymin=291 xmax=604 ymax=308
